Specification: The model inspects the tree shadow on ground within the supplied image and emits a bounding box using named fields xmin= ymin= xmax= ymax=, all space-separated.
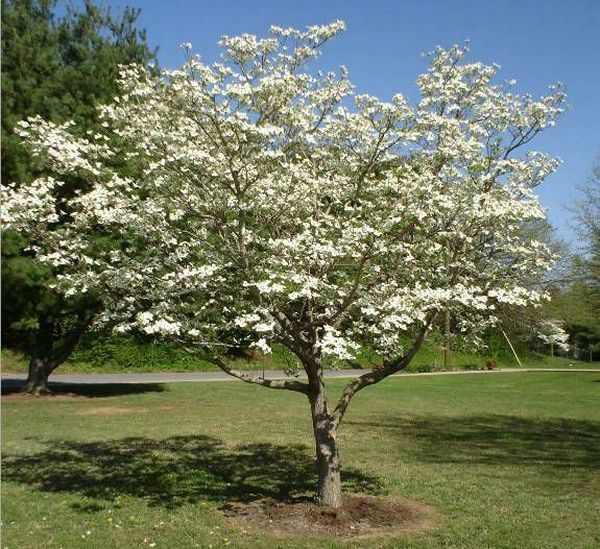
xmin=1 ymin=379 xmax=166 ymax=397
xmin=2 ymin=435 xmax=383 ymax=510
xmin=345 ymin=414 xmax=600 ymax=469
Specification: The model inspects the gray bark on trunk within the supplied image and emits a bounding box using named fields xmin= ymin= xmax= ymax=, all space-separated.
xmin=310 ymin=386 xmax=342 ymax=508
xmin=19 ymin=312 xmax=94 ymax=396
xmin=20 ymin=357 xmax=54 ymax=396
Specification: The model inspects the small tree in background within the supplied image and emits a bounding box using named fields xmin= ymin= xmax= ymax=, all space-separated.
xmin=1 ymin=0 xmax=157 ymax=394
xmin=3 ymin=22 xmax=565 ymax=506
xmin=485 ymin=219 xmax=571 ymax=359
xmin=536 ymin=319 xmax=570 ymax=356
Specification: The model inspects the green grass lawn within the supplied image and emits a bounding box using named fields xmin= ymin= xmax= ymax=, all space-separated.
xmin=2 ymin=371 xmax=599 ymax=548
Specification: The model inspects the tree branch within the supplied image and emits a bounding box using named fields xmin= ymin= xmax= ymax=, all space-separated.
xmin=211 ymin=356 xmax=309 ymax=394
xmin=49 ymin=312 xmax=96 ymax=369
xmin=331 ymin=318 xmax=435 ymax=429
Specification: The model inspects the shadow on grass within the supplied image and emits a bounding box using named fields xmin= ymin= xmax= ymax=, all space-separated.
xmin=1 ymin=379 xmax=166 ymax=397
xmin=345 ymin=414 xmax=600 ymax=469
xmin=2 ymin=435 xmax=383 ymax=510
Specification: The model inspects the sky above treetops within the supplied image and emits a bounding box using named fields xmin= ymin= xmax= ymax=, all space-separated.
xmin=59 ymin=0 xmax=600 ymax=244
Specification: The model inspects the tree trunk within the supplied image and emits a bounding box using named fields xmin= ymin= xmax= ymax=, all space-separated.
xmin=310 ymin=389 xmax=342 ymax=508
xmin=19 ymin=312 xmax=93 ymax=396
xmin=20 ymin=357 xmax=54 ymax=396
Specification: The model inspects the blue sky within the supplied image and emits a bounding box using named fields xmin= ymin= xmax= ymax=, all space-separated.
xmin=93 ymin=0 xmax=599 ymax=242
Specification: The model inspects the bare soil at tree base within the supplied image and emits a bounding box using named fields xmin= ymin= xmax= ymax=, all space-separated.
xmin=222 ymin=494 xmax=437 ymax=539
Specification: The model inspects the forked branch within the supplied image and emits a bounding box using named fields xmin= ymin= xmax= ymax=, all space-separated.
xmin=331 ymin=321 xmax=434 ymax=429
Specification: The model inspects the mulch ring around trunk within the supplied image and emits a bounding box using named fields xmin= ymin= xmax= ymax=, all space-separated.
xmin=221 ymin=494 xmax=437 ymax=539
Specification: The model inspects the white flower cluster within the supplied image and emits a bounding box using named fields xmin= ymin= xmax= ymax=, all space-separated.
xmin=537 ymin=320 xmax=570 ymax=351
xmin=318 ymin=326 xmax=360 ymax=361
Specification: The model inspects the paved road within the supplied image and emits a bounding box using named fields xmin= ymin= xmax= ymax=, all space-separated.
xmin=2 ymin=367 xmax=598 ymax=387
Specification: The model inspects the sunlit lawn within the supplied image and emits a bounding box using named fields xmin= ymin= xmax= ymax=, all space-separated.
xmin=2 ymin=372 xmax=599 ymax=548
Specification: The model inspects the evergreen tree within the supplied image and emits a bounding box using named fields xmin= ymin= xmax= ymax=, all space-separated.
xmin=1 ymin=0 xmax=157 ymax=393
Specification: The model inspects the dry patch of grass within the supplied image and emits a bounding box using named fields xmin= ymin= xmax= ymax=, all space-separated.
xmin=74 ymin=405 xmax=177 ymax=416
xmin=75 ymin=406 xmax=148 ymax=416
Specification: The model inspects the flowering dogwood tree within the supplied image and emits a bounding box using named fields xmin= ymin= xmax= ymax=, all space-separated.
xmin=2 ymin=22 xmax=565 ymax=507
xmin=537 ymin=319 xmax=570 ymax=356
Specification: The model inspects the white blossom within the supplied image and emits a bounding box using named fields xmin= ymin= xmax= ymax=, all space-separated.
xmin=537 ymin=320 xmax=570 ymax=351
